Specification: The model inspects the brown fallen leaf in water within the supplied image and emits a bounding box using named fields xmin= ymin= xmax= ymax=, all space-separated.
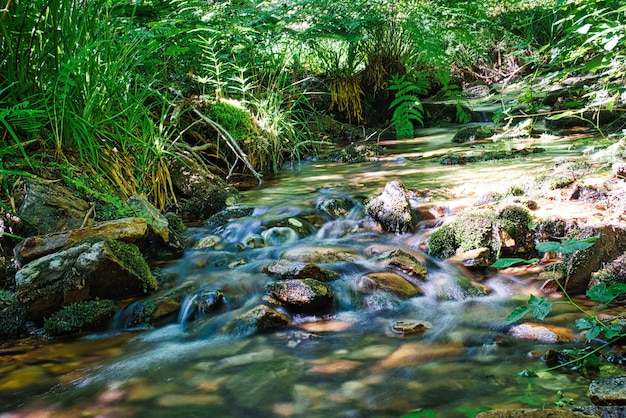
xmin=296 ymin=320 xmax=352 ymax=333
xmin=307 ymin=359 xmax=362 ymax=374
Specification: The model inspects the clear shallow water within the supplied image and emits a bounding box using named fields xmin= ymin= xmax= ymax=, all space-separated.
xmin=0 ymin=128 xmax=609 ymax=417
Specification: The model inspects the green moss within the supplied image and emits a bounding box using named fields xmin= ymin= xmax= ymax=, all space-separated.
xmin=453 ymin=208 xmax=497 ymax=252
xmin=106 ymin=239 xmax=157 ymax=293
xmin=428 ymin=224 xmax=458 ymax=259
xmin=0 ymin=302 xmax=26 ymax=339
xmin=207 ymin=100 xmax=253 ymax=140
xmin=498 ymin=204 xmax=532 ymax=241
xmin=43 ymin=299 xmax=117 ymax=337
xmin=549 ymin=174 xmax=575 ymax=189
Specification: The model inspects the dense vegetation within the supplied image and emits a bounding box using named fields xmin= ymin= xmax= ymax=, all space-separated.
xmin=1 ymin=0 xmax=625 ymax=214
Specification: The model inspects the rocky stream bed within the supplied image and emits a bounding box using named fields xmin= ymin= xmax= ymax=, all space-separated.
xmin=2 ymin=123 xmax=626 ymax=417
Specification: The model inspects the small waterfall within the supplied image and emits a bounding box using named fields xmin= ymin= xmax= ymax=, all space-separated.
xmin=177 ymin=293 xmax=198 ymax=325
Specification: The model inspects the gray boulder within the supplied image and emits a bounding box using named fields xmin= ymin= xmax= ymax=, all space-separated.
xmin=366 ymin=180 xmax=417 ymax=234
xmin=15 ymin=237 xmax=157 ymax=321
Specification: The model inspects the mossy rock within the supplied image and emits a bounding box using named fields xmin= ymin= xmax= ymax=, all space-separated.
xmin=428 ymin=224 xmax=458 ymax=259
xmin=453 ymin=208 xmax=498 ymax=253
xmin=43 ymin=299 xmax=117 ymax=337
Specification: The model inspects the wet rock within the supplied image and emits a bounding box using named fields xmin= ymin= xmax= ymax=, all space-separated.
xmin=281 ymin=246 xmax=359 ymax=263
xmin=612 ymin=162 xmax=626 ymax=179
xmin=498 ymin=204 xmax=534 ymax=257
xmin=593 ymin=251 xmax=626 ymax=287
xmin=261 ymin=227 xmax=299 ymax=246
xmin=366 ymin=180 xmax=418 ymax=234
xmin=327 ymin=143 xmax=383 ymax=163
xmin=391 ymin=320 xmax=431 ymax=335
xmin=262 ymin=259 xmax=338 ymax=282
xmin=15 ymin=237 xmax=157 ymax=321
xmin=356 ymin=272 xmax=422 ymax=298
xmin=43 ymin=299 xmax=117 ymax=337
xmin=452 ymin=125 xmax=495 ymax=143
xmin=590 ymin=376 xmax=626 ymax=405
xmin=507 ymin=323 xmax=575 ymax=343
xmin=476 ymin=409 xmax=596 ymax=418
xmin=169 ymin=155 xmax=239 ymax=221
xmin=224 ymin=304 xmax=290 ymax=336
xmin=562 ymin=224 xmax=626 ymax=294
xmin=572 ymin=406 xmax=626 ymax=418
xmin=315 ymin=197 xmax=356 ymax=219
xmin=14 ymin=217 xmax=149 ymax=266
xmin=205 ymin=206 xmax=254 ymax=229
xmin=195 ymin=290 xmax=225 ymax=316
xmin=127 ymin=195 xmax=185 ymax=259
xmin=266 ymin=279 xmax=334 ymax=312
xmin=448 ymin=247 xmax=492 ymax=268
xmin=13 ymin=178 xmax=94 ymax=236
xmin=373 ymin=248 xmax=428 ymax=279
xmin=121 ymin=282 xmax=199 ymax=328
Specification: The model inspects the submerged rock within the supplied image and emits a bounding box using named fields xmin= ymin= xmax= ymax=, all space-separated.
xmin=366 ymin=180 xmax=417 ymax=234
xmin=266 ymin=279 xmax=334 ymax=312
xmin=224 ymin=304 xmax=290 ymax=336
xmin=507 ymin=323 xmax=575 ymax=343
xmin=15 ymin=237 xmax=157 ymax=321
xmin=281 ymin=246 xmax=359 ymax=263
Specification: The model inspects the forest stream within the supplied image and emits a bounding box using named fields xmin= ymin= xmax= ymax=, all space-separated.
xmin=1 ymin=126 xmax=622 ymax=418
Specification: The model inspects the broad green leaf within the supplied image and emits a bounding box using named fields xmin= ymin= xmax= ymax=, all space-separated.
xmin=584 ymin=325 xmax=603 ymax=341
xmin=535 ymin=241 xmax=562 ymax=253
xmin=605 ymin=324 xmax=624 ymax=339
xmin=528 ymin=295 xmax=552 ymax=320
xmin=491 ymin=258 xmax=538 ymax=268
xmin=505 ymin=306 xmax=530 ymax=324
xmin=575 ymin=317 xmax=595 ymax=330
xmin=587 ymin=282 xmax=612 ymax=303
xmin=607 ymin=283 xmax=626 ymax=296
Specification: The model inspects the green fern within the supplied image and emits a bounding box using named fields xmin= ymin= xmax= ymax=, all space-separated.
xmin=388 ymin=74 xmax=428 ymax=139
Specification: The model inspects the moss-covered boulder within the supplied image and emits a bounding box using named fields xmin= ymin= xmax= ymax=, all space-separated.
xmin=43 ymin=299 xmax=117 ymax=337
xmin=366 ymin=180 xmax=418 ymax=234
xmin=428 ymin=205 xmax=535 ymax=264
xmin=373 ymin=249 xmax=428 ymax=279
xmin=15 ymin=237 xmax=157 ymax=321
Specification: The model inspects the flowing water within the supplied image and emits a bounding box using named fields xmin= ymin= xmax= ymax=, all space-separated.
xmin=0 ymin=127 xmax=613 ymax=417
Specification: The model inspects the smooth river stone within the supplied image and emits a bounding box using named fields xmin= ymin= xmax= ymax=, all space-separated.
xmin=356 ymin=272 xmax=423 ymax=298
xmin=507 ymin=322 xmax=576 ymax=343
xmin=375 ymin=342 xmax=465 ymax=369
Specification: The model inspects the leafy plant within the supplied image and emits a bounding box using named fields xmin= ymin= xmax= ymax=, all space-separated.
xmin=493 ymin=233 xmax=626 ymax=373
xmin=387 ymin=74 xmax=428 ymax=139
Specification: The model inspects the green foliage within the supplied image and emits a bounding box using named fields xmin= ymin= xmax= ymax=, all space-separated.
xmin=494 ymin=233 xmax=626 ymax=373
xmin=505 ymin=294 xmax=552 ymax=324
xmin=388 ymin=74 xmax=427 ymax=139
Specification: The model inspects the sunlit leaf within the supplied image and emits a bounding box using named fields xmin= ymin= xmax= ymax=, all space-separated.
xmin=584 ymin=325 xmax=603 ymax=341
xmin=604 ymin=36 xmax=620 ymax=52
xmin=535 ymin=241 xmax=562 ymax=253
xmin=577 ymin=23 xmax=592 ymax=34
